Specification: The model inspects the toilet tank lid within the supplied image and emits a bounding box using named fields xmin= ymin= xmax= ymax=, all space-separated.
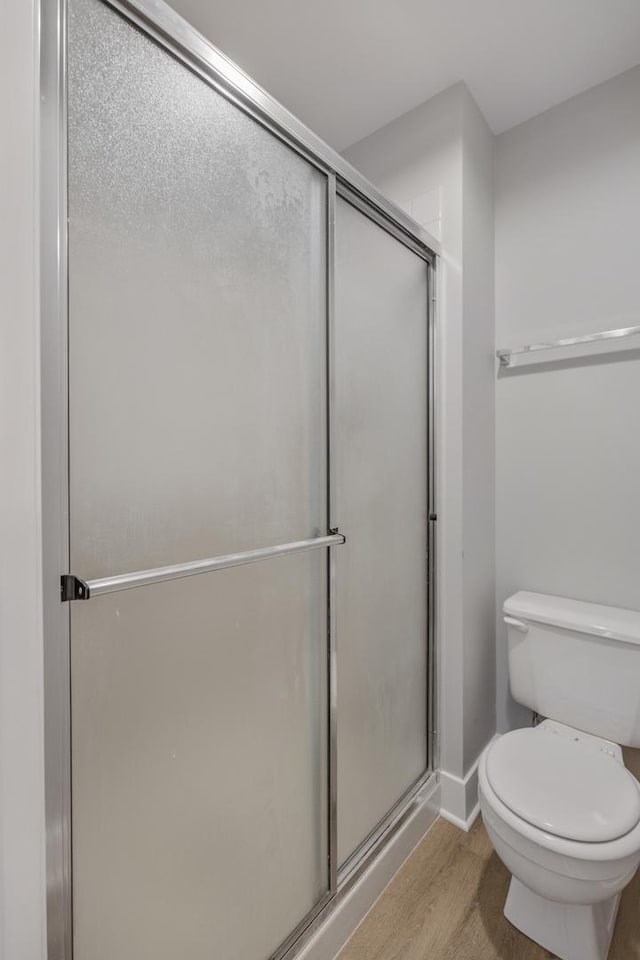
xmin=504 ymin=591 xmax=640 ymax=646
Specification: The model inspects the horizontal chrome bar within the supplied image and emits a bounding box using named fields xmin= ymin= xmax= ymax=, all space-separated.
xmin=69 ymin=534 xmax=345 ymax=600
xmin=497 ymin=324 xmax=640 ymax=367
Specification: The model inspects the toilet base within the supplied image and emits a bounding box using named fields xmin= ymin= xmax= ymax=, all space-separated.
xmin=504 ymin=877 xmax=621 ymax=960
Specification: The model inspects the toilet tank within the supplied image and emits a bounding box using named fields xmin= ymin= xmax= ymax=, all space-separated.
xmin=504 ymin=591 xmax=640 ymax=747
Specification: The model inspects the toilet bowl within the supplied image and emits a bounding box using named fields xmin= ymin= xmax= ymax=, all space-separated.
xmin=482 ymin=592 xmax=640 ymax=960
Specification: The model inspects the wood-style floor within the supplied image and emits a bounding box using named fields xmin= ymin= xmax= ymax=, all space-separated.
xmin=337 ymin=817 xmax=640 ymax=960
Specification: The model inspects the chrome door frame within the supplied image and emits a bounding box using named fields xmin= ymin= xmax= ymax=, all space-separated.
xmin=40 ymin=0 xmax=72 ymax=957
xmin=39 ymin=2 xmax=438 ymax=958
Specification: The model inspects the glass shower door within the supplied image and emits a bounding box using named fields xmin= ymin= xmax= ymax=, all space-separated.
xmin=335 ymin=196 xmax=429 ymax=869
xmin=67 ymin=1 xmax=330 ymax=958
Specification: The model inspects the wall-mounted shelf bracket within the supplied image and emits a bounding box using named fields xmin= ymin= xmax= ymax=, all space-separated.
xmin=497 ymin=324 xmax=640 ymax=369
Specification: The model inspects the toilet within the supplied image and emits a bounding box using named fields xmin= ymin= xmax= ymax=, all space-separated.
xmin=479 ymin=591 xmax=640 ymax=960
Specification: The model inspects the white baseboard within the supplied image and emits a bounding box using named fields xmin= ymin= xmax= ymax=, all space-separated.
xmin=440 ymin=800 xmax=480 ymax=832
xmin=296 ymin=778 xmax=441 ymax=960
xmin=440 ymin=735 xmax=499 ymax=832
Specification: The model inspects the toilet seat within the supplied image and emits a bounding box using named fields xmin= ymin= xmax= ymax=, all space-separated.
xmin=480 ymin=739 xmax=640 ymax=867
xmin=486 ymin=723 xmax=640 ymax=843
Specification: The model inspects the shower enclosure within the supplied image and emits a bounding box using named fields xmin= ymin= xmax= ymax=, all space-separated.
xmin=40 ymin=1 xmax=437 ymax=958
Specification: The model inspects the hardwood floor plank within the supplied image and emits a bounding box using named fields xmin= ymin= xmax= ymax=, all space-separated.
xmin=340 ymin=844 xmax=486 ymax=960
xmin=337 ymin=816 xmax=640 ymax=960
xmin=457 ymin=816 xmax=492 ymax=859
xmin=439 ymin=850 xmax=554 ymax=960
xmin=337 ymin=821 xmax=464 ymax=960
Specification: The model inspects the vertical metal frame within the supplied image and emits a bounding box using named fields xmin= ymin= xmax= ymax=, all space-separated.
xmin=326 ymin=174 xmax=339 ymax=895
xmin=39 ymin=1 xmax=439 ymax=959
xmin=40 ymin=0 xmax=72 ymax=958
xmin=427 ymin=260 xmax=439 ymax=776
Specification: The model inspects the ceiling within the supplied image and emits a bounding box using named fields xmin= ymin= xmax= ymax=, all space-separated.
xmin=169 ymin=0 xmax=640 ymax=150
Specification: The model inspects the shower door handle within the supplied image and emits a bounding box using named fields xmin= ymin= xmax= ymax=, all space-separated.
xmin=61 ymin=531 xmax=345 ymax=601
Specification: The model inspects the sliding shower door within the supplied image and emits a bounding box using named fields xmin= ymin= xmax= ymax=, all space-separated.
xmin=58 ymin=2 xmax=434 ymax=959
xmin=67 ymin=1 xmax=329 ymax=958
xmin=335 ymin=196 xmax=429 ymax=869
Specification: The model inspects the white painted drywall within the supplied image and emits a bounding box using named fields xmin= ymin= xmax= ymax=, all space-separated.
xmin=460 ymin=92 xmax=497 ymax=773
xmin=0 ymin=2 xmax=47 ymax=959
xmin=495 ymin=64 xmax=640 ymax=732
xmin=345 ymin=83 xmax=496 ymax=823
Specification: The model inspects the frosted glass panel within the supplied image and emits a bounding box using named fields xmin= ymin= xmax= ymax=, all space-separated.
xmin=335 ymin=198 xmax=428 ymax=865
xmin=71 ymin=553 xmax=328 ymax=960
xmin=68 ymin=0 xmax=326 ymax=579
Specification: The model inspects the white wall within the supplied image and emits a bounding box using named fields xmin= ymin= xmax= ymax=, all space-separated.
xmin=345 ymin=82 xmax=496 ymax=826
xmin=460 ymin=93 xmax=496 ymax=772
xmin=495 ymin=64 xmax=640 ymax=732
xmin=0 ymin=1 xmax=47 ymax=955
xmin=0 ymin=1 xmax=47 ymax=959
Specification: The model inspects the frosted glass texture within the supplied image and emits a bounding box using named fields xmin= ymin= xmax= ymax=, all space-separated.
xmin=71 ymin=554 xmax=328 ymax=960
xmin=67 ymin=1 xmax=330 ymax=957
xmin=335 ymin=198 xmax=429 ymax=866
xmin=68 ymin=0 xmax=327 ymax=580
